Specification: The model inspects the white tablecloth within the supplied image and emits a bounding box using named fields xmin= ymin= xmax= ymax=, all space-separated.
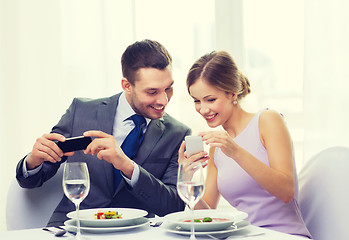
xmin=0 ymin=220 xmax=309 ymax=240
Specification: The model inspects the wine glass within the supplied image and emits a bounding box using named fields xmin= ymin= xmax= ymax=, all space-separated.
xmin=62 ymin=162 xmax=90 ymax=239
xmin=177 ymin=161 xmax=205 ymax=240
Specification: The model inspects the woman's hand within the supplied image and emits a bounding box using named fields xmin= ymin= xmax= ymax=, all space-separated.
xmin=199 ymin=131 xmax=240 ymax=159
xmin=178 ymin=141 xmax=209 ymax=167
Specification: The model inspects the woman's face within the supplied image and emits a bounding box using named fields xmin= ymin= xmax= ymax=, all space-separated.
xmin=189 ymin=78 xmax=235 ymax=128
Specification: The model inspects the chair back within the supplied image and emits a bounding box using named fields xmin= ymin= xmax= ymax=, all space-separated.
xmin=6 ymin=164 xmax=64 ymax=230
xmin=299 ymin=146 xmax=349 ymax=240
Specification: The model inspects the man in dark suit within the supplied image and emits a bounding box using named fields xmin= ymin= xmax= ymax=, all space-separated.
xmin=16 ymin=39 xmax=190 ymax=227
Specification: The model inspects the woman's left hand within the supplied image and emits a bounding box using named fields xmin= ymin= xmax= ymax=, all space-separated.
xmin=178 ymin=141 xmax=209 ymax=166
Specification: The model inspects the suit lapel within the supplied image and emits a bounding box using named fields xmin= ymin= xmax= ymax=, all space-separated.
xmin=134 ymin=119 xmax=165 ymax=165
xmin=97 ymin=94 xmax=119 ymax=134
xmin=97 ymin=94 xmax=120 ymax=195
xmin=114 ymin=118 xmax=165 ymax=195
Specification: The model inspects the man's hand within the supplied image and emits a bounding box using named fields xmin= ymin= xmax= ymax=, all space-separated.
xmin=26 ymin=133 xmax=74 ymax=170
xmin=83 ymin=130 xmax=134 ymax=178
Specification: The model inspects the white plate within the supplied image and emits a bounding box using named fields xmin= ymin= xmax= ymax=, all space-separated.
xmin=162 ymin=220 xmax=250 ymax=236
xmin=64 ymin=217 xmax=149 ymax=233
xmin=66 ymin=208 xmax=148 ymax=227
xmin=164 ymin=209 xmax=248 ymax=232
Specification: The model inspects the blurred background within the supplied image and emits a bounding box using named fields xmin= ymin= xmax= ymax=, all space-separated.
xmin=1 ymin=0 xmax=349 ymax=231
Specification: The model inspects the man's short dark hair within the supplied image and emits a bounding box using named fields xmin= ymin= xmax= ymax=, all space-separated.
xmin=121 ymin=39 xmax=172 ymax=85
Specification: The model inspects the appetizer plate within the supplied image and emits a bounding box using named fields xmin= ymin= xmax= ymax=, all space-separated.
xmin=66 ymin=208 xmax=148 ymax=227
xmin=164 ymin=209 xmax=248 ymax=232
xmin=162 ymin=219 xmax=250 ymax=236
xmin=64 ymin=217 xmax=149 ymax=233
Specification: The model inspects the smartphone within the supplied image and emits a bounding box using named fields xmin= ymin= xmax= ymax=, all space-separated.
xmin=185 ymin=135 xmax=204 ymax=158
xmin=56 ymin=136 xmax=92 ymax=153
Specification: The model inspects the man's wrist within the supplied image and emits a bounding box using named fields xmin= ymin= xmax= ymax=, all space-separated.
xmin=121 ymin=161 xmax=140 ymax=187
xmin=23 ymin=155 xmax=43 ymax=178
xmin=25 ymin=154 xmax=42 ymax=170
xmin=119 ymin=160 xmax=135 ymax=179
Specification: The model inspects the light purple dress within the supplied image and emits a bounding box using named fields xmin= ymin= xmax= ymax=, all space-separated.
xmin=214 ymin=110 xmax=312 ymax=238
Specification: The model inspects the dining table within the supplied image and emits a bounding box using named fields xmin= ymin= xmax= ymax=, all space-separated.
xmin=0 ymin=217 xmax=308 ymax=240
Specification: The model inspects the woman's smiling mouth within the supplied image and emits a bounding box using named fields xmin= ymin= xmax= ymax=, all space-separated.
xmin=204 ymin=113 xmax=217 ymax=121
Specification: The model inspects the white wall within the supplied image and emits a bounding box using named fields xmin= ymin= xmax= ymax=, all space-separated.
xmin=0 ymin=0 xmax=134 ymax=231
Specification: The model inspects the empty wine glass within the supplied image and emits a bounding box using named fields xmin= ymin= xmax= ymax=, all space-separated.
xmin=177 ymin=161 xmax=205 ymax=240
xmin=62 ymin=162 xmax=90 ymax=239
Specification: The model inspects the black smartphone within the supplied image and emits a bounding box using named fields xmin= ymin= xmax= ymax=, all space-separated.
xmin=56 ymin=136 xmax=92 ymax=153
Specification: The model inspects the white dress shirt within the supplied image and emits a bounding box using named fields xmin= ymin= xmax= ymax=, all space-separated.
xmin=112 ymin=92 xmax=150 ymax=186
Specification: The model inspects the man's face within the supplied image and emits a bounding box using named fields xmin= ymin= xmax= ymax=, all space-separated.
xmin=123 ymin=67 xmax=174 ymax=120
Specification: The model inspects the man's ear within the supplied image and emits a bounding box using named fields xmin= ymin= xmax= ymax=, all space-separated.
xmin=121 ymin=78 xmax=132 ymax=93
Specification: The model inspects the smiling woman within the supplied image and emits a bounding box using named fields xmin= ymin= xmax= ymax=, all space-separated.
xmin=185 ymin=50 xmax=312 ymax=237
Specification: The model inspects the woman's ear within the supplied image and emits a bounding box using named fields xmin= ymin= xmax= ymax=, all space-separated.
xmin=228 ymin=92 xmax=236 ymax=100
xmin=231 ymin=92 xmax=238 ymax=105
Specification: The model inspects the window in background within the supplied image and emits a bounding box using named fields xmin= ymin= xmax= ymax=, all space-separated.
xmin=242 ymin=0 xmax=305 ymax=170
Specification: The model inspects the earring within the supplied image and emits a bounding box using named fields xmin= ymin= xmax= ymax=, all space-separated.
xmin=233 ymin=100 xmax=238 ymax=105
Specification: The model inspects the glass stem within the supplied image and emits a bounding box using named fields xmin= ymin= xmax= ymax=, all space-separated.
xmin=189 ymin=203 xmax=196 ymax=240
xmin=76 ymin=202 xmax=81 ymax=239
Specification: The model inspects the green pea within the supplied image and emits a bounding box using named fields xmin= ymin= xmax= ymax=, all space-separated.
xmin=203 ymin=217 xmax=213 ymax=222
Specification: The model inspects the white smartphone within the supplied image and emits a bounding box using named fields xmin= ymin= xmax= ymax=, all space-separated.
xmin=185 ymin=135 xmax=204 ymax=158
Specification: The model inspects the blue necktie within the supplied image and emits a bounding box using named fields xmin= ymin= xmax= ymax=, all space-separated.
xmin=114 ymin=114 xmax=146 ymax=190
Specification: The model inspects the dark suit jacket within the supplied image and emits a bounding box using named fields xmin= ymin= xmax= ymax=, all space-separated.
xmin=16 ymin=93 xmax=190 ymax=226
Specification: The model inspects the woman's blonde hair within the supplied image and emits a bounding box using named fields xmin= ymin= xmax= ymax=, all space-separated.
xmin=186 ymin=51 xmax=251 ymax=99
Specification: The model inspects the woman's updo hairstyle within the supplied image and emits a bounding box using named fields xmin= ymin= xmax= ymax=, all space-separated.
xmin=186 ymin=51 xmax=251 ymax=100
